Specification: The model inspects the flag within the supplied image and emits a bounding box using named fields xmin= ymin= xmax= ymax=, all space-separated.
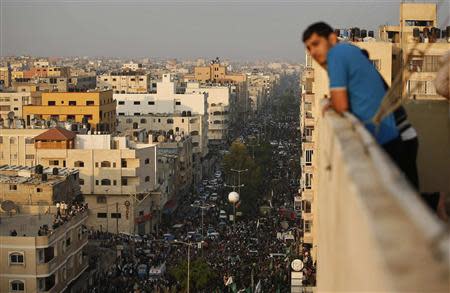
xmin=231 ymin=283 xmax=237 ymax=293
xmin=225 ymin=276 xmax=234 ymax=286
xmin=255 ymin=280 xmax=262 ymax=293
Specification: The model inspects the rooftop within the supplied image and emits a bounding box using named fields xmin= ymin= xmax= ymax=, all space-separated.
xmin=34 ymin=127 xmax=76 ymax=141
xmin=0 ymin=165 xmax=79 ymax=185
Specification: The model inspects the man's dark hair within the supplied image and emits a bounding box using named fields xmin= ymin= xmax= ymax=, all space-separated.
xmin=302 ymin=22 xmax=334 ymax=43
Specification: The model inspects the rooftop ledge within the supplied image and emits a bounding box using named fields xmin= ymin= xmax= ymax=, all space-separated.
xmin=315 ymin=111 xmax=449 ymax=292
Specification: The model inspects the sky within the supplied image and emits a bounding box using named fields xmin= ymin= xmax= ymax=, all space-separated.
xmin=1 ymin=0 xmax=449 ymax=62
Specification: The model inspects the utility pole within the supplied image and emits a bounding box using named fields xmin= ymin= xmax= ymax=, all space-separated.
xmin=230 ymin=168 xmax=248 ymax=195
xmin=115 ymin=202 xmax=119 ymax=234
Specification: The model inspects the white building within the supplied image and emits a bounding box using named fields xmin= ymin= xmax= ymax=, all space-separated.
xmin=115 ymin=74 xmax=208 ymax=116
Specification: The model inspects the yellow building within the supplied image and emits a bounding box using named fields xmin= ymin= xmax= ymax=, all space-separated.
xmin=22 ymin=90 xmax=117 ymax=132
xmin=0 ymin=66 xmax=11 ymax=89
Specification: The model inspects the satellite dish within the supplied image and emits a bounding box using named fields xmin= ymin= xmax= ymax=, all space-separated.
xmin=175 ymin=136 xmax=182 ymax=142
xmin=1 ymin=200 xmax=17 ymax=212
xmin=157 ymin=135 xmax=165 ymax=142
xmin=7 ymin=111 xmax=15 ymax=120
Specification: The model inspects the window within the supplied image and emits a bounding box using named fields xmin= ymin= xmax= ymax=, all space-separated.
xmin=111 ymin=213 xmax=121 ymax=219
xmin=10 ymin=280 xmax=25 ymax=292
xmin=65 ymin=237 xmax=71 ymax=247
xmin=49 ymin=160 xmax=59 ymax=166
xmin=126 ymin=118 xmax=133 ymax=124
xmin=13 ymin=107 xmax=19 ymax=111
xmin=304 ymin=220 xmax=312 ymax=233
xmin=121 ymin=178 xmax=128 ymax=186
xmin=36 ymin=188 xmax=42 ymax=193
xmin=145 ymin=176 xmax=150 ymax=182
xmin=95 ymin=180 xmax=99 ymax=185
xmin=10 ymin=137 xmax=16 ymax=144
xmin=121 ymin=159 xmax=127 ymax=168
xmin=134 ymin=113 xmax=140 ymax=116
xmin=86 ymin=100 xmax=95 ymax=106
xmin=97 ymin=196 xmax=107 ymax=204
xmin=9 ymin=252 xmax=24 ymax=264
xmin=148 ymin=101 xmax=155 ymax=105
xmin=97 ymin=213 xmax=107 ymax=218
xmin=167 ymin=119 xmax=174 ymax=124
xmin=100 ymin=161 xmax=111 ymax=168
xmin=144 ymin=158 xmax=150 ymax=164
xmin=68 ymin=101 xmax=76 ymax=106
xmin=26 ymin=154 xmax=34 ymax=160
xmin=305 ymin=173 xmax=313 ymax=189
xmin=83 ymin=115 xmax=93 ymax=121
xmin=67 ymin=115 xmax=75 ymax=121
xmin=0 ymin=136 xmax=3 ymax=144
xmin=74 ymin=161 xmax=84 ymax=167
xmin=140 ymin=118 xmax=147 ymax=124
xmin=48 ymin=101 xmax=56 ymax=106
xmin=175 ymin=101 xmax=181 ymax=105
xmin=118 ymin=101 xmax=125 ymax=105
xmin=101 ymin=179 xmax=111 ymax=186
xmin=9 ymin=184 xmax=17 ymax=191
xmin=133 ymin=101 xmax=140 ymax=105
xmin=25 ymin=137 xmax=34 ymax=144
xmin=305 ymin=150 xmax=313 ymax=166
xmin=118 ymin=112 xmax=125 ymax=116
xmin=79 ymin=178 xmax=84 ymax=185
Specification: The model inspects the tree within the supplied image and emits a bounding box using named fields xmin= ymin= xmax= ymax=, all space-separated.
xmin=170 ymin=258 xmax=217 ymax=292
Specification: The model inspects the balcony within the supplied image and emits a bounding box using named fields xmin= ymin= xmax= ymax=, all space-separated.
xmin=314 ymin=111 xmax=449 ymax=292
xmin=303 ymin=93 xmax=315 ymax=104
xmin=302 ymin=68 xmax=314 ymax=83
xmin=121 ymin=167 xmax=139 ymax=177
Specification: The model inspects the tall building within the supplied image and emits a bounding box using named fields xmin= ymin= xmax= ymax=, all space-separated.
xmin=22 ymin=90 xmax=117 ymax=132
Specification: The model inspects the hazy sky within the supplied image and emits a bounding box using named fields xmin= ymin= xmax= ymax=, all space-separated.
xmin=1 ymin=0 xmax=449 ymax=62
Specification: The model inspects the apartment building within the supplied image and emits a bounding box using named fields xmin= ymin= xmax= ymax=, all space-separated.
xmin=117 ymin=113 xmax=207 ymax=185
xmin=185 ymin=82 xmax=232 ymax=142
xmin=247 ymin=72 xmax=277 ymax=113
xmin=22 ymin=90 xmax=117 ymax=132
xmin=97 ymin=71 xmax=150 ymax=94
xmin=183 ymin=58 xmax=250 ymax=126
xmin=0 ymin=165 xmax=88 ymax=293
xmin=115 ymin=74 xmax=207 ymax=116
xmin=0 ymin=165 xmax=80 ymax=205
xmin=0 ymin=92 xmax=42 ymax=121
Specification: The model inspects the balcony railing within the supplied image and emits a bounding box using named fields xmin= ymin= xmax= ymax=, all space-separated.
xmin=314 ymin=111 xmax=449 ymax=292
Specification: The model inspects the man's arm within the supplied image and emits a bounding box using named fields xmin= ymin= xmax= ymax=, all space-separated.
xmin=330 ymin=89 xmax=349 ymax=114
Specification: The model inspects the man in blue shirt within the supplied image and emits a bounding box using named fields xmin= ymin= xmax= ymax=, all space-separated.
xmin=301 ymin=22 xmax=409 ymax=180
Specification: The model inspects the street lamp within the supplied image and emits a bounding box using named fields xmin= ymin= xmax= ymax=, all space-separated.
xmin=173 ymin=240 xmax=204 ymax=293
xmin=228 ymin=191 xmax=239 ymax=224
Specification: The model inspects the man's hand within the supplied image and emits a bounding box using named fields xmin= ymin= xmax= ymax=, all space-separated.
xmin=330 ymin=88 xmax=349 ymax=114
xmin=321 ymin=99 xmax=332 ymax=117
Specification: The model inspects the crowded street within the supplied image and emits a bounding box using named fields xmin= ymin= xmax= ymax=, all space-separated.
xmin=87 ymin=74 xmax=315 ymax=293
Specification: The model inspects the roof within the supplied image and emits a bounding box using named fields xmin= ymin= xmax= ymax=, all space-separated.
xmin=34 ymin=127 xmax=76 ymax=141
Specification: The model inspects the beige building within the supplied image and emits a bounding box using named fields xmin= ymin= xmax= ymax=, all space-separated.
xmin=0 ymin=127 xmax=163 ymax=234
xmin=0 ymin=209 xmax=89 ymax=293
xmin=0 ymin=92 xmax=41 ymax=121
xmin=0 ymin=165 xmax=88 ymax=293
xmin=97 ymin=71 xmax=150 ymax=94
xmin=117 ymin=113 xmax=207 ymax=185
xmin=0 ymin=165 xmax=81 ymax=205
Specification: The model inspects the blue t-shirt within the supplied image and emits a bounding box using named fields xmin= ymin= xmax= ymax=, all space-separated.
xmin=327 ymin=43 xmax=399 ymax=145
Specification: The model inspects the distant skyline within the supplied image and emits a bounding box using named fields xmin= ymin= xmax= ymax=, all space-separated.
xmin=1 ymin=0 xmax=449 ymax=62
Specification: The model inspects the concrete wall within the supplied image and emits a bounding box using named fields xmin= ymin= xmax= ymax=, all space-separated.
xmin=315 ymin=111 xmax=449 ymax=292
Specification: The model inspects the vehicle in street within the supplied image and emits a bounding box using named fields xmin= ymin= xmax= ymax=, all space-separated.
xmin=219 ymin=210 xmax=227 ymax=219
